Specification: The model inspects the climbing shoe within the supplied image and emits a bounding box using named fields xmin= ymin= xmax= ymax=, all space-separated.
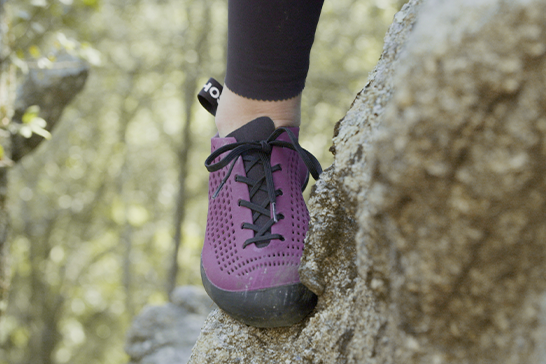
xmin=198 ymin=79 xmax=322 ymax=327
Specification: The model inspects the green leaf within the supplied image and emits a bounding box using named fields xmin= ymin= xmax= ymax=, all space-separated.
xmin=28 ymin=45 xmax=41 ymax=58
xmin=29 ymin=118 xmax=51 ymax=139
xmin=33 ymin=117 xmax=47 ymax=128
xmin=19 ymin=126 xmax=32 ymax=138
xmin=22 ymin=105 xmax=40 ymax=124
xmin=82 ymin=0 xmax=99 ymax=8
xmin=18 ymin=112 xmax=51 ymax=139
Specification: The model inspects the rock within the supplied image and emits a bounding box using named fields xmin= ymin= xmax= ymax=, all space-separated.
xmin=188 ymin=1 xmax=420 ymax=362
xmin=125 ymin=286 xmax=215 ymax=364
xmin=188 ymin=0 xmax=546 ymax=363
xmin=366 ymin=0 xmax=546 ymax=362
xmin=170 ymin=286 xmax=217 ymax=317
xmin=11 ymin=52 xmax=90 ymax=162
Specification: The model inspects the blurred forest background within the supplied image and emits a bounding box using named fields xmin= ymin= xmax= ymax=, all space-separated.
xmin=0 ymin=0 xmax=405 ymax=363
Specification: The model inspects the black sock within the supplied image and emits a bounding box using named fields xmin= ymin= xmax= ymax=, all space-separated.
xmin=225 ymin=0 xmax=324 ymax=101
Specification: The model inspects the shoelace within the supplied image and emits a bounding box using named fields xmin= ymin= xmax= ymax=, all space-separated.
xmin=205 ymin=127 xmax=322 ymax=248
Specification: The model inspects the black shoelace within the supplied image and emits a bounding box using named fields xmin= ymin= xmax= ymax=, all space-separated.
xmin=205 ymin=127 xmax=322 ymax=248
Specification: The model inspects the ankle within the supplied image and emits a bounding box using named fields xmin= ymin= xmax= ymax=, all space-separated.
xmin=215 ymin=86 xmax=301 ymax=137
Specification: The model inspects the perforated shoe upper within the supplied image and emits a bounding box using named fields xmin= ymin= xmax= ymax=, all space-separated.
xmin=201 ymin=120 xmax=319 ymax=292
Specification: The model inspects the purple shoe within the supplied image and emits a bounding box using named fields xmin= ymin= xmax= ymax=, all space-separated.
xmin=201 ymin=116 xmax=322 ymax=328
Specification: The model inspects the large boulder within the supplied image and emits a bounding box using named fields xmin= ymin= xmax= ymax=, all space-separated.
xmin=188 ymin=0 xmax=418 ymax=362
xmin=188 ymin=0 xmax=546 ymax=362
xmin=125 ymin=286 xmax=215 ymax=364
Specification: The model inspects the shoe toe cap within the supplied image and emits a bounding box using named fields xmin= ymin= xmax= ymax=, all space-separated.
xmin=201 ymin=263 xmax=317 ymax=328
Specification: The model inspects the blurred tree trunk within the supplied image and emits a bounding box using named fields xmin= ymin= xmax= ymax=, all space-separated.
xmin=168 ymin=78 xmax=194 ymax=296
xmin=0 ymin=1 xmax=89 ymax=320
xmin=25 ymin=203 xmax=62 ymax=364
xmin=117 ymin=73 xmax=141 ymax=319
xmin=167 ymin=0 xmax=211 ymax=296
xmin=0 ymin=0 xmax=13 ymax=319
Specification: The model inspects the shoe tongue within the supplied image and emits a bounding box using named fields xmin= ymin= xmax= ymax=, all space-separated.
xmin=226 ymin=117 xmax=276 ymax=248
xmin=226 ymin=117 xmax=275 ymax=142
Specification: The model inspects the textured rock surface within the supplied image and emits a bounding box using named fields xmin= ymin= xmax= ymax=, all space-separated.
xmin=186 ymin=0 xmax=546 ymax=362
xmin=187 ymin=1 xmax=421 ymax=363
xmin=367 ymin=0 xmax=546 ymax=362
xmin=125 ymin=286 xmax=216 ymax=364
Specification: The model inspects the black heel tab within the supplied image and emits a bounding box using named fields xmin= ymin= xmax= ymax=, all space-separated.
xmin=197 ymin=78 xmax=223 ymax=116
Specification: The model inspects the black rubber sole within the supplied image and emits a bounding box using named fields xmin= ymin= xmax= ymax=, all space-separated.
xmin=201 ymin=263 xmax=317 ymax=328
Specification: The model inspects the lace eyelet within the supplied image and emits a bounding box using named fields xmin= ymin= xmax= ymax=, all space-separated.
xmin=278 ymin=214 xmax=285 ymax=220
xmin=280 ymin=236 xmax=285 ymax=241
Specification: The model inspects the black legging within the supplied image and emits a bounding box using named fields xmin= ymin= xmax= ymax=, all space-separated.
xmin=225 ymin=0 xmax=324 ymax=101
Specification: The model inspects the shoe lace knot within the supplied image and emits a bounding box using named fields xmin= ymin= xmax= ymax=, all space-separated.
xmin=205 ymin=127 xmax=322 ymax=248
xmin=259 ymin=140 xmax=272 ymax=153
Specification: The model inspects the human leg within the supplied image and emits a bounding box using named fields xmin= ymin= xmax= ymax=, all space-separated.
xmin=215 ymin=88 xmax=301 ymax=137
xmin=215 ymin=0 xmax=324 ymax=136
xmin=200 ymin=0 xmax=324 ymax=328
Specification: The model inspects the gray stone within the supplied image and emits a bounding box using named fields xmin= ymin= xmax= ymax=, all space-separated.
xmin=366 ymin=0 xmax=546 ymax=362
xmin=188 ymin=0 xmax=546 ymax=363
xmin=171 ymin=286 xmax=216 ymax=317
xmin=125 ymin=286 xmax=215 ymax=364
xmin=11 ymin=52 xmax=89 ymax=162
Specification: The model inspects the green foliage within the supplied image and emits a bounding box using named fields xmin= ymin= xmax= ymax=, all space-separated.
xmin=9 ymin=0 xmax=100 ymax=74
xmin=18 ymin=105 xmax=52 ymax=139
xmin=0 ymin=0 xmax=404 ymax=363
